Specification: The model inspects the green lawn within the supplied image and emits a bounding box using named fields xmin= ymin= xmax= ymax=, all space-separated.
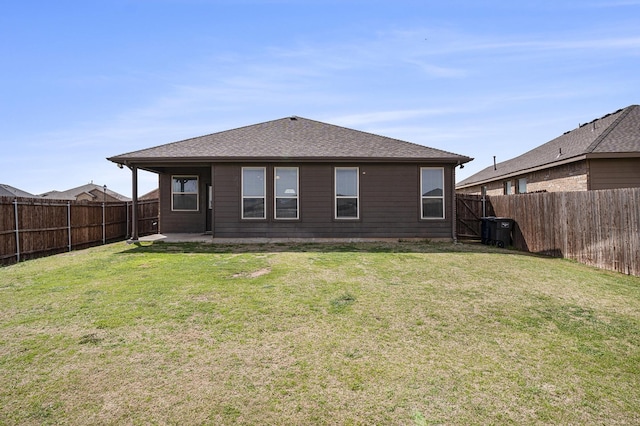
xmin=1 ymin=241 xmax=639 ymax=425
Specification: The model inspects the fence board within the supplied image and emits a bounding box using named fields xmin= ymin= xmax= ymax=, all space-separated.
xmin=455 ymin=194 xmax=490 ymax=239
xmin=488 ymin=188 xmax=640 ymax=276
xmin=0 ymin=197 xmax=159 ymax=265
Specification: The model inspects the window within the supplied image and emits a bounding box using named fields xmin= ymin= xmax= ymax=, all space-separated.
xmin=172 ymin=176 xmax=199 ymax=211
xmin=517 ymin=178 xmax=527 ymax=194
xmin=335 ymin=167 xmax=359 ymax=219
xmin=242 ymin=167 xmax=266 ymax=219
xmin=504 ymin=180 xmax=512 ymax=195
xmin=421 ymin=167 xmax=445 ymax=219
xmin=274 ymin=167 xmax=299 ymax=219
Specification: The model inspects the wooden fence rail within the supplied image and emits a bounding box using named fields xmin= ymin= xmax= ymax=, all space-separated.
xmin=0 ymin=197 xmax=159 ymax=265
xmin=488 ymin=188 xmax=640 ymax=276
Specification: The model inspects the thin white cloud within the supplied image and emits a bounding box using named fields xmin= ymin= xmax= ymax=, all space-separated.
xmin=387 ymin=27 xmax=640 ymax=55
xmin=405 ymin=60 xmax=467 ymax=78
xmin=328 ymin=108 xmax=465 ymax=127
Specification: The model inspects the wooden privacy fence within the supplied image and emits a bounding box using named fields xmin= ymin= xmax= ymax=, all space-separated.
xmin=0 ymin=197 xmax=159 ymax=265
xmin=488 ymin=188 xmax=640 ymax=276
xmin=456 ymin=194 xmax=494 ymax=239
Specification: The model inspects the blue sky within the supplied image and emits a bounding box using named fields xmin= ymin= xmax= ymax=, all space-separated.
xmin=2 ymin=0 xmax=640 ymax=197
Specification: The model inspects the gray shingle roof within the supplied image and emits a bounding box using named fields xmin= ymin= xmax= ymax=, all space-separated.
xmin=108 ymin=116 xmax=472 ymax=164
xmin=457 ymin=105 xmax=640 ymax=188
xmin=40 ymin=183 xmax=131 ymax=201
xmin=0 ymin=184 xmax=36 ymax=198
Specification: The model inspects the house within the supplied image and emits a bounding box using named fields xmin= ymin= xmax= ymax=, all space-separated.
xmin=140 ymin=188 xmax=160 ymax=201
xmin=40 ymin=183 xmax=131 ymax=202
xmin=0 ymin=184 xmax=36 ymax=198
xmin=108 ymin=116 xmax=472 ymax=241
xmin=456 ymin=105 xmax=640 ymax=195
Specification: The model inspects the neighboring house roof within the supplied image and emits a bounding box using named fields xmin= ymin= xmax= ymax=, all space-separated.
xmin=40 ymin=183 xmax=131 ymax=202
xmin=140 ymin=188 xmax=159 ymax=200
xmin=0 ymin=184 xmax=36 ymax=198
xmin=108 ymin=116 xmax=472 ymax=165
xmin=457 ymin=105 xmax=640 ymax=188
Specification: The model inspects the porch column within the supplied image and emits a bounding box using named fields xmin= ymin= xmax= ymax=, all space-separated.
xmin=130 ymin=165 xmax=139 ymax=241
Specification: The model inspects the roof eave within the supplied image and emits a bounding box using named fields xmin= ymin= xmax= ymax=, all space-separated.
xmin=109 ymin=155 xmax=473 ymax=166
xmin=585 ymin=152 xmax=640 ymax=159
xmin=456 ymin=155 xmax=587 ymax=189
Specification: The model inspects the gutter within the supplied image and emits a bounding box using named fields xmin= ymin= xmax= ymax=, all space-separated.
xmin=108 ymin=156 xmax=473 ymax=165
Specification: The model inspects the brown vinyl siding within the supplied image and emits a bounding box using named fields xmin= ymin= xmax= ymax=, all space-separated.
xmin=200 ymin=163 xmax=453 ymax=239
xmin=588 ymin=158 xmax=640 ymax=190
xmin=158 ymin=168 xmax=211 ymax=234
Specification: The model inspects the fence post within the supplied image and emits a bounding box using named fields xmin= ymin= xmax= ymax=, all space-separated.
xmin=13 ymin=199 xmax=20 ymax=262
xmin=126 ymin=201 xmax=130 ymax=239
xmin=102 ymin=202 xmax=106 ymax=245
xmin=67 ymin=202 xmax=72 ymax=252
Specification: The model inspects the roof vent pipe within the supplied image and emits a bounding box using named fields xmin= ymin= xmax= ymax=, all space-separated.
xmin=493 ymin=156 xmax=497 ymax=171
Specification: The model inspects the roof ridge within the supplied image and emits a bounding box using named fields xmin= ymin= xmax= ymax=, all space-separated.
xmin=584 ymin=105 xmax=636 ymax=153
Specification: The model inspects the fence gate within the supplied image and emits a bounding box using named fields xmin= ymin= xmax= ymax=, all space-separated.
xmin=456 ymin=194 xmax=487 ymax=240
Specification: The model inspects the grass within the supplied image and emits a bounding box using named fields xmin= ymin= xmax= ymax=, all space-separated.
xmin=1 ymin=240 xmax=639 ymax=425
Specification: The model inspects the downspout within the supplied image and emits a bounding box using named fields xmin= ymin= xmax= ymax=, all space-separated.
xmin=452 ymin=165 xmax=458 ymax=244
xmin=210 ymin=163 xmax=215 ymax=239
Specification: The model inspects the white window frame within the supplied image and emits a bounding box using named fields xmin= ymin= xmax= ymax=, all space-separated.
xmin=171 ymin=175 xmax=199 ymax=211
xmin=242 ymin=167 xmax=266 ymax=219
xmin=335 ymin=167 xmax=359 ymax=220
xmin=420 ymin=167 xmax=445 ymax=220
xmin=274 ymin=167 xmax=299 ymax=220
xmin=517 ymin=178 xmax=527 ymax=194
xmin=504 ymin=180 xmax=512 ymax=195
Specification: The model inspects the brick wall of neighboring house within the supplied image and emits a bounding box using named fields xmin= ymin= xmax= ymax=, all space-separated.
xmin=525 ymin=161 xmax=588 ymax=192
xmin=457 ymin=161 xmax=588 ymax=195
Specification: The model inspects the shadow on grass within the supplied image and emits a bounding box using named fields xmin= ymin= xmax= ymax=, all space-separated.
xmin=118 ymin=239 xmax=547 ymax=258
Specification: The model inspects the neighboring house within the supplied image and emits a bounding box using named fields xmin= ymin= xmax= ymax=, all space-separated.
xmin=456 ymin=105 xmax=640 ymax=195
xmin=0 ymin=184 xmax=36 ymax=198
xmin=108 ymin=116 xmax=472 ymax=240
xmin=140 ymin=188 xmax=160 ymax=200
xmin=40 ymin=183 xmax=131 ymax=202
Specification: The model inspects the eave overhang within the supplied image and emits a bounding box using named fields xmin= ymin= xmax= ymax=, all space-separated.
xmin=456 ymin=155 xmax=587 ymax=189
xmin=455 ymin=151 xmax=640 ymax=189
xmin=108 ymin=155 xmax=473 ymax=174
